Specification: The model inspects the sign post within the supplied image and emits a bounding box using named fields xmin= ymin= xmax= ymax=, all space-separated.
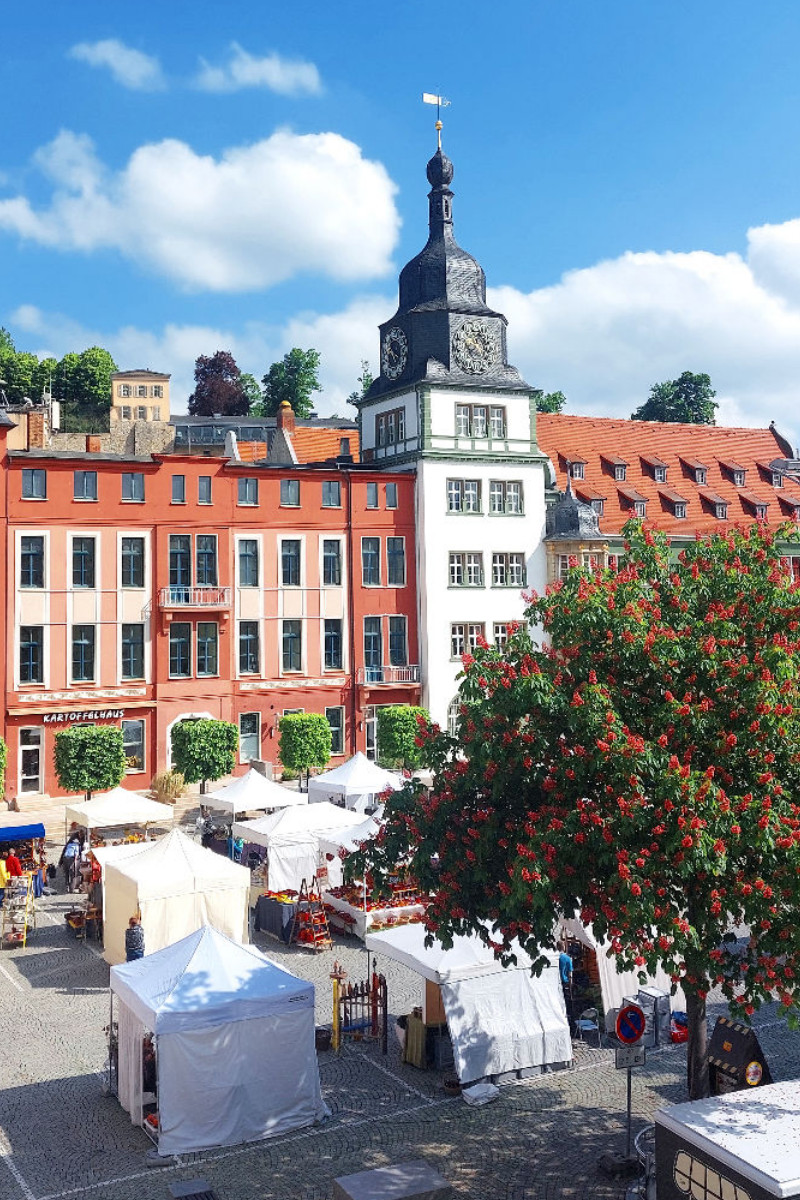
xmin=600 ymin=1004 xmax=647 ymax=1177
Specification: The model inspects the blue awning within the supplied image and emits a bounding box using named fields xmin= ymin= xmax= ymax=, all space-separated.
xmin=0 ymin=823 xmax=46 ymax=843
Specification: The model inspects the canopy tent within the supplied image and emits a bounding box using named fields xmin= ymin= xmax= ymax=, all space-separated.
xmin=103 ymin=829 xmax=250 ymax=965
xmin=64 ymin=789 xmax=174 ymax=839
xmin=0 ymin=823 xmax=45 ymax=842
xmin=316 ymin=809 xmax=383 ymax=860
xmin=558 ymin=917 xmax=687 ymax=1013
xmin=232 ymin=802 xmax=363 ymax=892
xmin=206 ymin=769 xmax=307 ymax=817
xmin=307 ymin=752 xmax=401 ymax=813
xmin=110 ymin=926 xmax=327 ymax=1156
xmin=366 ymin=924 xmax=572 ymax=1085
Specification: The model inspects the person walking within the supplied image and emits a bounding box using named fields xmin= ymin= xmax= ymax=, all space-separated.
xmin=125 ymin=915 xmax=145 ymax=962
xmin=59 ymin=837 xmax=81 ymax=892
xmin=5 ymin=848 xmax=23 ymax=878
xmin=0 ymin=851 xmax=9 ymax=904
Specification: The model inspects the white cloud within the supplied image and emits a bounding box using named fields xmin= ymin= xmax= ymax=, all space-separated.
xmin=69 ymin=39 xmax=165 ymax=91
xmin=0 ymin=129 xmax=400 ymax=291
xmin=194 ymin=43 xmax=321 ymax=96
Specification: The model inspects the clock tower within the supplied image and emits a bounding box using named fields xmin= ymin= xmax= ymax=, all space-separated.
xmin=355 ymin=133 xmax=549 ymax=728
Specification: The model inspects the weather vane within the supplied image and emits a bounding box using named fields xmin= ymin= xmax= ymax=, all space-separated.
xmin=422 ymin=92 xmax=450 ymax=149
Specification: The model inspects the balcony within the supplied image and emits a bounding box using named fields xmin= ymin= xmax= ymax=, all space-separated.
xmin=357 ymin=665 xmax=421 ymax=685
xmin=158 ymin=586 xmax=231 ymax=610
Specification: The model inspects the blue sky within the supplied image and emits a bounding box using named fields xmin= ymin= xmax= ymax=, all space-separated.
xmin=3 ymin=1 xmax=800 ymax=443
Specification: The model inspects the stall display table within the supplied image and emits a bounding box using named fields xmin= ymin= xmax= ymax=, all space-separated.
xmin=254 ymin=895 xmax=297 ymax=943
xmin=322 ymin=892 xmax=425 ymax=940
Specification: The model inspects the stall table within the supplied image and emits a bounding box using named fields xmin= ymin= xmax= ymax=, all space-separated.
xmin=323 ymin=892 xmax=425 ymax=940
xmin=254 ymin=895 xmax=298 ymax=943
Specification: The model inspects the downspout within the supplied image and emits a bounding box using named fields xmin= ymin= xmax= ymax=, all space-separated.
xmin=345 ymin=466 xmax=358 ymax=754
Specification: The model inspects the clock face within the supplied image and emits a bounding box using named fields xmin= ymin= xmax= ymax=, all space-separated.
xmin=381 ymin=326 xmax=408 ymax=380
xmin=452 ymin=320 xmax=496 ymax=374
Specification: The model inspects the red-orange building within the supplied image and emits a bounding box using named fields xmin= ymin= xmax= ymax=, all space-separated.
xmin=1 ymin=407 xmax=419 ymax=802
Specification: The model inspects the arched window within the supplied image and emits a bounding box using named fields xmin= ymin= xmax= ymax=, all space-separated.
xmin=447 ymin=697 xmax=460 ymax=739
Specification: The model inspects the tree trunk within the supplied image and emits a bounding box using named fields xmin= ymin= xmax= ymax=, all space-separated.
xmin=200 ymin=779 xmax=206 ymax=795
xmin=685 ymin=984 xmax=710 ymax=1100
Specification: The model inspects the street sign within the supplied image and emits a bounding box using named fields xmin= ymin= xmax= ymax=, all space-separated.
xmin=616 ymin=1045 xmax=646 ymax=1070
xmin=616 ymin=1003 xmax=646 ymax=1045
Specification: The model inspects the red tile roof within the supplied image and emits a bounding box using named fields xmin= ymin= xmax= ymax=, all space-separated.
xmin=291 ymin=428 xmax=359 ymax=463
xmin=537 ymin=413 xmax=800 ymax=536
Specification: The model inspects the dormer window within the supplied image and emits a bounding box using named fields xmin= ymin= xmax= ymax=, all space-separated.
xmin=755 ymin=504 xmax=768 ymax=520
xmin=715 ymin=502 xmax=728 ymax=519
xmin=674 ymin=502 xmax=687 ymax=519
xmin=614 ymin=464 xmax=627 ymax=482
xmin=634 ymin=500 xmax=647 ymax=518
xmin=733 ymin=470 xmax=746 ymax=487
xmin=570 ymin=462 xmax=585 ymax=481
xmin=772 ymin=471 xmax=783 ymax=488
xmin=591 ymin=498 xmax=604 ymax=515
xmin=654 ymin=466 xmax=667 ymax=483
xmin=695 ymin=468 xmax=707 ymax=485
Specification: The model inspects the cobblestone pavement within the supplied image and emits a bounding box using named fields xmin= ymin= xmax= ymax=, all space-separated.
xmin=1 ymin=874 xmax=799 ymax=1200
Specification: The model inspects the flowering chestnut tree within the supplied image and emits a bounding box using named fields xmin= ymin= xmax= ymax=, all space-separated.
xmin=353 ymin=522 xmax=800 ymax=1099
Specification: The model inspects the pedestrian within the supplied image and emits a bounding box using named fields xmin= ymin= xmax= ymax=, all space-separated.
xmin=0 ymin=851 xmax=8 ymax=904
xmin=5 ymin=848 xmax=23 ymax=877
xmin=559 ymin=941 xmax=574 ymax=1013
xmin=59 ymin=837 xmax=81 ymax=891
xmin=125 ymin=915 xmax=145 ymax=962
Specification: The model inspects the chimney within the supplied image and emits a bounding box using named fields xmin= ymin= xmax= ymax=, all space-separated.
xmin=86 ymin=435 xmax=103 ymax=454
xmin=277 ymin=401 xmax=296 ymax=436
xmin=27 ymin=410 xmax=49 ymax=450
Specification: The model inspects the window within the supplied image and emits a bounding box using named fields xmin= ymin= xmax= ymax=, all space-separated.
xmin=196 ymin=535 xmax=218 ymax=586
xmin=449 ymin=552 xmax=484 ymax=587
xmin=196 ymin=622 xmax=219 ymax=676
xmin=136 ymin=385 xmax=147 ymax=398
xmin=326 ymin=707 xmax=345 ymax=756
xmin=489 ymin=407 xmax=506 ymax=438
xmin=239 ymin=713 xmax=261 ymax=763
xmin=447 ymin=699 xmax=460 ymax=739
xmin=169 ymin=623 xmax=191 ymax=677
xmin=281 ymin=539 xmax=301 ymax=587
xmin=198 ymin=476 xmax=212 ymax=504
xmin=21 ymin=536 xmax=44 ymax=588
xmin=675 ymin=502 xmax=687 ymax=519
xmin=120 ymin=406 xmax=132 ymax=420
xmin=489 ymin=480 xmax=524 ymax=515
xmin=282 ymin=620 xmax=302 ymax=671
xmin=172 ymin=475 xmax=186 ymax=503
xmin=455 ymin=406 xmax=471 ymax=437
xmin=447 ymin=479 xmax=481 ymax=513
xmin=772 ymin=471 xmax=783 ymax=488
xmin=615 ymin=464 xmax=627 ymax=482
xmin=121 ymin=537 xmax=145 ymax=588
xmin=455 ymin=404 xmax=504 ymax=438
xmin=121 ymin=624 xmax=145 ymax=679
xmin=169 ymin=535 xmax=192 ymax=588
xmin=119 ymin=384 xmax=131 ymax=398
xmin=376 ymin=408 xmax=406 ymax=447
xmin=386 ymin=482 xmax=398 ymax=509
xmin=153 ymin=385 xmax=163 ymax=398
xmin=366 ymin=481 xmax=379 ymax=509
xmin=71 ymin=625 xmax=95 ymax=682
xmin=19 ymin=626 xmax=44 ymax=684
xmin=472 ymin=406 xmax=487 ymax=438
xmin=19 ymin=727 xmax=43 ymax=792
xmin=238 ymin=477 xmax=258 ymax=506
xmin=153 ymin=408 xmax=161 ymax=420
xmin=695 ymin=468 xmax=707 ymax=485
xmin=122 ymin=719 xmax=145 ymax=773
xmin=450 ymin=623 xmax=485 ymax=658
xmin=239 ymin=621 xmax=260 ymax=674
xmin=280 ymin=478 xmax=300 ymax=507
xmin=634 ymin=500 xmax=647 ymax=518
xmin=492 ymin=553 xmax=526 ymax=587
xmin=570 ymin=461 xmax=585 ymax=481
xmin=324 ymin=619 xmax=343 ymax=670
xmin=755 ymin=503 xmax=768 ymax=520
xmin=72 ymin=537 xmax=96 ymax=588
xmin=388 ymin=615 xmax=407 ymax=666
xmin=22 ymin=469 xmax=46 ymax=499
xmin=74 ymin=470 xmax=97 ymax=501
xmin=714 ymin=503 xmax=727 ymax=519
xmin=323 ymin=539 xmax=341 ymax=586
xmin=387 ymin=537 xmax=406 ymax=586
xmin=340 ymin=438 xmax=351 ymax=456
xmin=592 ymin=499 xmax=604 ymax=515
xmin=362 ymin=537 xmax=381 ymax=586
xmin=239 ymin=539 xmax=259 ymax=587
xmin=322 ymin=480 xmax=341 ymax=507
xmin=122 ymin=472 xmax=145 ymax=502
xmin=733 ymin=470 xmax=746 ymax=487
xmin=363 ymin=617 xmax=382 ymax=679
xmin=494 ymin=623 xmax=509 ymax=649
xmin=136 ymin=406 xmax=148 ymax=420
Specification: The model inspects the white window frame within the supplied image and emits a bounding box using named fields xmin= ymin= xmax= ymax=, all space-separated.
xmin=325 ymin=706 xmax=346 ymax=756
xmin=278 ymin=535 xmax=304 ymax=589
xmin=239 ymin=712 xmax=261 ymax=763
xmin=122 ymin=718 xmax=146 ymax=774
xmin=18 ymin=727 xmax=44 ymax=795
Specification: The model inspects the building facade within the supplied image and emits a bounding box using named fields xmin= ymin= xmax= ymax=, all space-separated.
xmin=110 ymin=370 xmax=171 ymax=424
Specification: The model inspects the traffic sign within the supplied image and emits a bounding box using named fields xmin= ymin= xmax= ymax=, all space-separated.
xmin=616 ymin=1003 xmax=646 ymax=1045
xmin=615 ymin=1045 xmax=646 ymax=1070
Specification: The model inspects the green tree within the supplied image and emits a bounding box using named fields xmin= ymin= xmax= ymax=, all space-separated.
xmin=0 ymin=738 xmax=8 ymax=799
xmin=54 ymin=726 xmax=126 ymax=801
xmin=2 ymin=352 xmax=38 ymax=405
xmin=353 ymin=521 xmax=800 ymax=1100
xmin=188 ymin=350 xmax=251 ymax=416
xmin=171 ymin=719 xmax=238 ymax=794
xmin=259 ymin=348 xmax=321 ymax=418
xmin=33 ymin=357 xmax=58 ymax=402
xmin=347 ymin=359 xmax=374 ymax=408
xmin=57 ymin=347 xmax=119 ymax=432
xmin=54 ymin=352 xmax=80 ymax=405
xmin=632 ymin=371 xmax=717 ymax=424
xmin=534 ymin=389 xmax=567 ymax=413
xmin=0 ymin=327 xmax=15 ymax=355
xmin=278 ymin=713 xmax=331 ymax=789
xmin=239 ymin=372 xmax=263 ymax=411
xmin=377 ymin=705 xmax=430 ymax=770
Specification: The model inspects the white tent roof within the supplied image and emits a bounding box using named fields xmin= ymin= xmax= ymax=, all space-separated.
xmin=207 ymin=769 xmax=307 ymax=815
xmin=90 ymin=840 xmax=154 ymax=875
xmin=105 ymin=828 xmax=249 ymax=898
xmin=64 ymin=788 xmax=174 ymax=830
xmin=307 ymin=752 xmax=401 ymax=799
xmin=232 ymin=801 xmax=362 ymax=849
xmin=317 ymin=809 xmax=384 ymax=859
xmin=110 ymin=925 xmax=313 ymax=1033
xmin=366 ymin=923 xmax=556 ymax=984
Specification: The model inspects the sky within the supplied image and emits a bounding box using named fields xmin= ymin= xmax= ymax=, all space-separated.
xmin=3 ymin=1 xmax=800 ymax=446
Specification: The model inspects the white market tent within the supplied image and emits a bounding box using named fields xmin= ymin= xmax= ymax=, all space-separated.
xmin=103 ymin=829 xmax=250 ymax=965
xmin=307 ymin=752 xmax=401 ymax=813
xmin=558 ymin=918 xmax=687 ymax=1013
xmin=316 ymin=808 xmax=383 ymax=860
xmin=232 ymin=802 xmax=363 ymax=892
xmin=207 ymin=769 xmax=307 ymax=817
xmin=366 ymin=924 xmax=572 ymax=1085
xmin=64 ymin=788 xmax=175 ymax=839
xmin=110 ymin=926 xmax=327 ymax=1156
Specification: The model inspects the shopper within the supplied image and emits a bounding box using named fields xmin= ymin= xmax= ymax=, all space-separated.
xmin=0 ymin=851 xmax=8 ymax=902
xmin=59 ymin=837 xmax=81 ymax=891
xmin=125 ymin=915 xmax=145 ymax=962
xmin=5 ymin=848 xmax=23 ymax=877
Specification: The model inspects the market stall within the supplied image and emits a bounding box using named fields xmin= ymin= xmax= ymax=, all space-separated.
xmin=366 ymin=923 xmax=572 ymax=1086
xmin=232 ymin=802 xmax=363 ymax=893
xmin=307 ymin=752 xmax=401 ymax=813
xmin=109 ymin=925 xmax=327 ymax=1156
xmin=206 ymin=769 xmax=307 ymax=818
xmin=0 ymin=821 xmax=47 ymax=897
xmin=63 ymin=789 xmax=175 ymax=846
xmin=103 ymin=829 xmax=250 ymax=965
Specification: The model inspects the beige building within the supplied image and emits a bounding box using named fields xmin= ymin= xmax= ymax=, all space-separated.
xmin=111 ymin=370 xmax=170 ymax=423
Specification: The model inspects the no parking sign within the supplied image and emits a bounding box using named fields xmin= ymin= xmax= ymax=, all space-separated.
xmin=616 ymin=1003 xmax=646 ymax=1045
